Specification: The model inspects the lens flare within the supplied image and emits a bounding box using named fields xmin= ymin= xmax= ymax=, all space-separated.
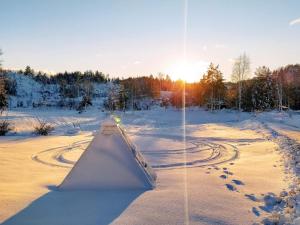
xmin=183 ymin=1 xmax=189 ymax=225
xmin=165 ymin=60 xmax=209 ymax=82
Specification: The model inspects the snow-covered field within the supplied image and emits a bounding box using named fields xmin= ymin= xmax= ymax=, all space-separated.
xmin=1 ymin=108 xmax=300 ymax=225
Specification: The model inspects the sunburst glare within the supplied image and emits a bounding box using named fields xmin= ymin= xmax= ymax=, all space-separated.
xmin=165 ymin=60 xmax=209 ymax=83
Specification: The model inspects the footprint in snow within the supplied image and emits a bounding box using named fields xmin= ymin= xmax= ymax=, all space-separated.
xmin=245 ymin=194 xmax=258 ymax=202
xmin=220 ymin=175 xmax=227 ymax=179
xmin=259 ymin=205 xmax=272 ymax=213
xmin=232 ymin=179 xmax=244 ymax=185
xmin=252 ymin=207 xmax=260 ymax=217
xmin=225 ymin=183 xmax=237 ymax=191
xmin=224 ymin=170 xmax=233 ymax=175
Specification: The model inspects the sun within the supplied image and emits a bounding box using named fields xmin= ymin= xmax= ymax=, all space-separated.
xmin=164 ymin=60 xmax=209 ymax=83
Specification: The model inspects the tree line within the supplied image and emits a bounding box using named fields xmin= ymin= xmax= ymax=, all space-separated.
xmin=0 ymin=50 xmax=300 ymax=113
xmin=118 ymin=54 xmax=300 ymax=112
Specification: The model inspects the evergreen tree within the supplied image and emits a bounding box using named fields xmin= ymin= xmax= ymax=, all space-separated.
xmin=240 ymin=79 xmax=255 ymax=111
xmin=0 ymin=50 xmax=8 ymax=114
xmin=0 ymin=49 xmax=2 ymax=72
xmin=252 ymin=66 xmax=274 ymax=110
xmin=24 ymin=66 xmax=34 ymax=76
xmin=170 ymin=80 xmax=184 ymax=109
xmin=118 ymin=85 xmax=129 ymax=111
xmin=200 ymin=63 xmax=225 ymax=110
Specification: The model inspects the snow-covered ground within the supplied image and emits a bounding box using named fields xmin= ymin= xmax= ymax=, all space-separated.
xmin=1 ymin=108 xmax=300 ymax=225
xmin=5 ymin=72 xmax=111 ymax=109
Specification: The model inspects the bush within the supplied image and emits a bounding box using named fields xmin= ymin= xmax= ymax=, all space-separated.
xmin=0 ymin=120 xmax=12 ymax=136
xmin=34 ymin=119 xmax=54 ymax=136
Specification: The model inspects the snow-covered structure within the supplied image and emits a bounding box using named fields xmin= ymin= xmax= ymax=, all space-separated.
xmin=59 ymin=118 xmax=156 ymax=190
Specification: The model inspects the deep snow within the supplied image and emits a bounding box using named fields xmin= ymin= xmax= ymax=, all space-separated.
xmin=1 ymin=108 xmax=300 ymax=224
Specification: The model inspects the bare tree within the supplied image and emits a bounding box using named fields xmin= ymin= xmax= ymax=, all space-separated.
xmin=274 ymin=69 xmax=283 ymax=111
xmin=157 ymin=72 xmax=165 ymax=93
xmin=231 ymin=53 xmax=250 ymax=111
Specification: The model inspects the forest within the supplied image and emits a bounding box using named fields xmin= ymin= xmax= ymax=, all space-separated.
xmin=0 ymin=52 xmax=300 ymax=113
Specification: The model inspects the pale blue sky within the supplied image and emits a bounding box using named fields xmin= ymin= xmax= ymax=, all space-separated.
xmin=0 ymin=0 xmax=299 ymax=80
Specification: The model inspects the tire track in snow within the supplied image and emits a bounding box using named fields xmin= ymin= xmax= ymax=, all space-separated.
xmin=31 ymin=140 xmax=90 ymax=168
xmin=31 ymin=137 xmax=238 ymax=170
xmin=147 ymin=141 xmax=238 ymax=169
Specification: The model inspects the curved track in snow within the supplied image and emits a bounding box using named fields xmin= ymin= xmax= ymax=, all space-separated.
xmin=31 ymin=140 xmax=90 ymax=168
xmin=32 ymin=138 xmax=238 ymax=170
xmin=144 ymin=140 xmax=238 ymax=169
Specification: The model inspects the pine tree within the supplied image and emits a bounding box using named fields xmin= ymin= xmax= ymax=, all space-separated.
xmin=201 ymin=63 xmax=225 ymax=111
xmin=0 ymin=49 xmax=8 ymax=114
xmin=24 ymin=66 xmax=34 ymax=76
xmin=252 ymin=66 xmax=274 ymax=110
xmin=0 ymin=49 xmax=2 ymax=72
xmin=118 ymin=85 xmax=129 ymax=111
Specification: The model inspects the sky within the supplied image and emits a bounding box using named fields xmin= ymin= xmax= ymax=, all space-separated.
xmin=0 ymin=0 xmax=300 ymax=81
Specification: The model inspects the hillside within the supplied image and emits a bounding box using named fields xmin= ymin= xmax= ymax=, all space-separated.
xmin=4 ymin=72 xmax=114 ymax=110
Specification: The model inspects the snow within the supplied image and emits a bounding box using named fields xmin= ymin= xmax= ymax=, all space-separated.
xmin=60 ymin=119 xmax=156 ymax=190
xmin=1 ymin=108 xmax=300 ymax=224
xmin=5 ymin=72 xmax=112 ymax=109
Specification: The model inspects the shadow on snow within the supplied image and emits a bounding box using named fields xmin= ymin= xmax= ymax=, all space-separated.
xmin=2 ymin=189 xmax=144 ymax=225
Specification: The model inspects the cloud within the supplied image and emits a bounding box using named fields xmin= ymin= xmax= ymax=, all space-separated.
xmin=289 ymin=17 xmax=300 ymax=26
xmin=202 ymin=45 xmax=207 ymax=51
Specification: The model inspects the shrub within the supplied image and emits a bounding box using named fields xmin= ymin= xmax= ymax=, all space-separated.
xmin=0 ymin=120 xmax=12 ymax=136
xmin=34 ymin=119 xmax=54 ymax=136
